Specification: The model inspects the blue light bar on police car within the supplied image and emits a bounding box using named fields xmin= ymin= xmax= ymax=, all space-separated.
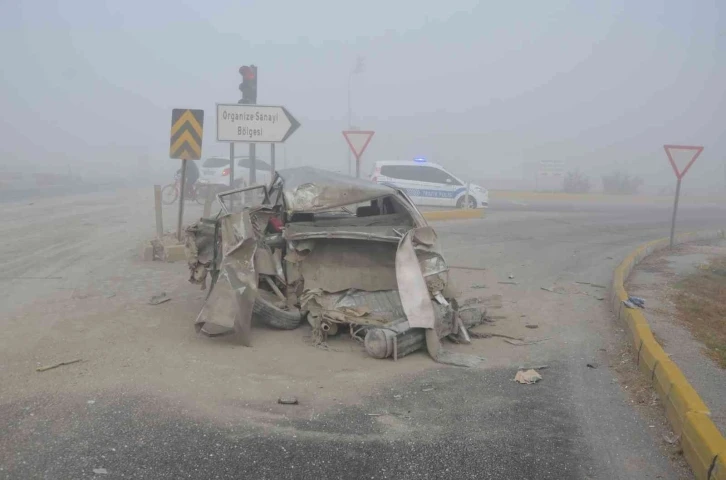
xmin=413 ymin=157 xmax=426 ymax=163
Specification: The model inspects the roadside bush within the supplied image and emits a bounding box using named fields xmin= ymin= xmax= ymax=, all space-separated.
xmin=602 ymin=171 xmax=643 ymax=195
xmin=563 ymin=170 xmax=591 ymax=193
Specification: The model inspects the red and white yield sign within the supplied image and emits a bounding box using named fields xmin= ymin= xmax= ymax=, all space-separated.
xmin=663 ymin=144 xmax=704 ymax=248
xmin=343 ymin=130 xmax=374 ymax=161
xmin=664 ymin=145 xmax=703 ymax=179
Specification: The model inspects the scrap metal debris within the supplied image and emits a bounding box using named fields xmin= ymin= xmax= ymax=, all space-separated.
xmin=182 ymin=167 xmax=500 ymax=364
xmin=36 ymin=359 xmax=82 ymax=372
xmin=514 ymin=369 xmax=542 ymax=384
xmin=148 ymin=292 xmax=171 ymax=305
xmin=278 ymin=396 xmax=299 ymax=405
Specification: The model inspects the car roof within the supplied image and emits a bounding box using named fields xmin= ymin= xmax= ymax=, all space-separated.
xmin=374 ymin=160 xmax=444 ymax=168
xmin=205 ymin=156 xmax=272 ymax=170
xmin=276 ymin=167 xmax=398 ymax=212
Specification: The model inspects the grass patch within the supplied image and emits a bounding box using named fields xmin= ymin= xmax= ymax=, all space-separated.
xmin=672 ymin=256 xmax=726 ymax=368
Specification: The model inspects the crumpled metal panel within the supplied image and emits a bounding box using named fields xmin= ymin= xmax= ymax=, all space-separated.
xmin=277 ymin=167 xmax=396 ymax=212
xmin=194 ymin=211 xmax=258 ymax=345
xmin=395 ymin=228 xmax=436 ymax=329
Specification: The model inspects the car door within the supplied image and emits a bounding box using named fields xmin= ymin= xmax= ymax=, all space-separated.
xmin=428 ymin=166 xmax=465 ymax=207
xmin=410 ymin=166 xmax=461 ymax=206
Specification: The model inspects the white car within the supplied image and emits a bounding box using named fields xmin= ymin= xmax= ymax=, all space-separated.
xmin=197 ymin=156 xmax=273 ymax=190
xmin=370 ymin=160 xmax=488 ymax=209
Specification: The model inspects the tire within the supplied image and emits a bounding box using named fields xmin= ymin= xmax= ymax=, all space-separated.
xmin=456 ymin=195 xmax=476 ymax=209
xmin=253 ymin=290 xmax=303 ymax=330
xmin=161 ymin=184 xmax=178 ymax=205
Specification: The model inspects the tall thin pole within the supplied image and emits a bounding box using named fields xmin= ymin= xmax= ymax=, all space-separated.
xmin=270 ymin=143 xmax=276 ymax=176
xmin=669 ymin=177 xmax=682 ymax=249
xmin=229 ymin=143 xmax=235 ymax=188
xmin=177 ymin=159 xmax=187 ymax=241
xmin=347 ymin=73 xmax=352 ymax=175
xmin=249 ymin=143 xmax=257 ymax=184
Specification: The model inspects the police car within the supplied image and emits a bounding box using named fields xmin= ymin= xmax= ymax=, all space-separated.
xmin=370 ymin=160 xmax=488 ymax=209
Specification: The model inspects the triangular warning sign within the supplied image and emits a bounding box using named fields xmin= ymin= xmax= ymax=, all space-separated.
xmin=664 ymin=145 xmax=703 ymax=179
xmin=343 ymin=131 xmax=375 ymax=159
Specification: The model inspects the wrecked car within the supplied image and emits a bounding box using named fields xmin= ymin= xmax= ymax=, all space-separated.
xmin=185 ymin=167 xmax=485 ymax=364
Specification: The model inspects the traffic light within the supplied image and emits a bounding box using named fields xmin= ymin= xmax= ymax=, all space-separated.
xmin=238 ymin=65 xmax=257 ymax=104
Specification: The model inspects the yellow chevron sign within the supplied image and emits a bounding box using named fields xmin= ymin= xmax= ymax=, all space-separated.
xmin=170 ymin=109 xmax=204 ymax=160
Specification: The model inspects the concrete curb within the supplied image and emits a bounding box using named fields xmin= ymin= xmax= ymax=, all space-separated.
xmin=422 ymin=209 xmax=484 ymax=221
xmin=611 ymin=230 xmax=726 ymax=480
xmin=139 ymin=241 xmax=187 ymax=263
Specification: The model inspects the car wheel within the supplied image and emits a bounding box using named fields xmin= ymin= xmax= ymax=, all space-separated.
xmin=456 ymin=196 xmax=476 ymax=209
xmin=253 ymin=290 xmax=303 ymax=330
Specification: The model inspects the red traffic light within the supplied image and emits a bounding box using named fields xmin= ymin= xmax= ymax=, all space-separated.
xmin=239 ymin=65 xmax=256 ymax=80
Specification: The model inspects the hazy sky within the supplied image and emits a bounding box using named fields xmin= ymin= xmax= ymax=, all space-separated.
xmin=1 ymin=0 xmax=724 ymax=189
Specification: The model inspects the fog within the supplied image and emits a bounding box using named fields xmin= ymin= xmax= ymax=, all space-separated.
xmin=1 ymin=0 xmax=724 ymax=193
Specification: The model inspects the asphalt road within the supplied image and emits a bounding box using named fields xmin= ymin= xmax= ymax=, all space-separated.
xmin=2 ymin=190 xmax=724 ymax=479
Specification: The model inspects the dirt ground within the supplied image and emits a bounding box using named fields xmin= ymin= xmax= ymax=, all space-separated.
xmin=5 ymin=189 xmax=721 ymax=479
xmin=0 ymin=190 xmax=544 ymax=427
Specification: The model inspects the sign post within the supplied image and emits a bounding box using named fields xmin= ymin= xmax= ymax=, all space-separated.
xmin=663 ymin=145 xmax=704 ymax=248
xmin=342 ymin=130 xmax=374 ymax=178
xmin=170 ymin=108 xmax=204 ymax=241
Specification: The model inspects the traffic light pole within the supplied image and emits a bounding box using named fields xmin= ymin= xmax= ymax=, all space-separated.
xmin=229 ymin=143 xmax=235 ymax=188
xmin=249 ymin=143 xmax=256 ymax=185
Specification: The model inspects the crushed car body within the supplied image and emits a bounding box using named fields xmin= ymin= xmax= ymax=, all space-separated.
xmin=185 ymin=167 xmax=485 ymax=364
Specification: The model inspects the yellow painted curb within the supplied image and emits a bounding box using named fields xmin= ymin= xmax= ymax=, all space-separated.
xmin=422 ymin=209 xmax=484 ymax=221
xmin=682 ymin=412 xmax=726 ymax=480
xmin=613 ymin=229 xmax=726 ymax=479
xmin=712 ymin=454 xmax=726 ymax=480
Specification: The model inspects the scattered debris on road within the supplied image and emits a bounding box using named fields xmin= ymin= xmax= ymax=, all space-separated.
xmin=449 ymin=265 xmax=487 ymax=271
xmin=663 ymin=433 xmax=680 ymax=445
xmin=525 ymin=324 xmax=539 ymax=329
xmin=149 ymin=292 xmax=171 ymax=305
xmin=504 ymin=338 xmax=550 ymax=346
xmin=628 ymin=296 xmax=646 ymax=308
xmin=498 ymin=281 xmax=518 ymax=285
xmin=518 ymin=364 xmax=549 ymax=370
xmin=471 ymin=284 xmax=487 ymax=289
xmin=624 ymin=296 xmax=645 ymax=309
xmin=36 ymin=359 xmax=82 ymax=372
xmin=93 ymin=468 xmax=108 ymax=475
xmin=514 ymin=369 xmax=543 ymax=384
xmin=277 ymin=396 xmax=299 ymax=405
xmin=587 ymin=363 xmax=599 ymax=369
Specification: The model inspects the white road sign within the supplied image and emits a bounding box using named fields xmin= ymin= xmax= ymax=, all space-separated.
xmin=216 ymin=104 xmax=300 ymax=143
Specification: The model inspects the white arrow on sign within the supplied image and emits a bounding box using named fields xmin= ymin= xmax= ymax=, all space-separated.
xmin=216 ymin=104 xmax=301 ymax=143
